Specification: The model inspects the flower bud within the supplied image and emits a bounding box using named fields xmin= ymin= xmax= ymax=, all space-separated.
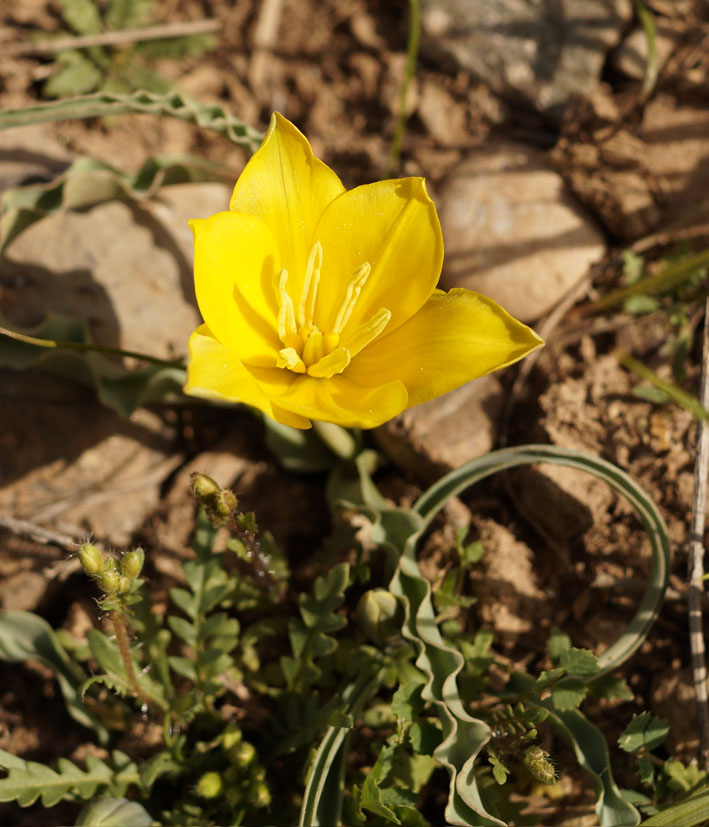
xmin=190 ymin=472 xmax=221 ymax=500
xmin=195 ymin=771 xmax=223 ymax=799
xmin=221 ymin=724 xmax=243 ymax=751
xmin=120 ymin=547 xmax=144 ymax=580
xmin=523 ymin=745 xmax=556 ymax=785
xmin=190 ymin=472 xmax=238 ymax=524
xmin=115 ymin=576 xmax=131 ymax=594
xmin=228 ymin=740 xmax=256 ymax=768
xmin=77 ymin=543 xmax=104 ymax=576
xmin=100 ymin=569 xmax=120 ymax=593
xmin=357 ymin=589 xmax=403 ymax=646
xmin=250 ymin=781 xmax=271 ymax=808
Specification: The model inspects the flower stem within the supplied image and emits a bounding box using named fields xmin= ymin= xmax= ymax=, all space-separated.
xmin=111 ymin=609 xmax=163 ymax=712
xmin=312 ymin=421 xmax=359 ymax=460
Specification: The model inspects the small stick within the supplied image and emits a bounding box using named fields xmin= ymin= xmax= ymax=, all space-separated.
xmin=0 ymin=513 xmax=75 ymax=548
xmin=249 ymin=0 xmax=285 ymax=98
xmin=4 ymin=18 xmax=219 ymax=57
xmin=689 ymin=297 xmax=709 ymax=771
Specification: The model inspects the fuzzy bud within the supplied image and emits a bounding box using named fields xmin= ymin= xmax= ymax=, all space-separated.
xmin=190 ymin=472 xmax=238 ymax=525
xmin=523 ymin=745 xmax=556 ymax=785
xmin=357 ymin=589 xmax=403 ymax=646
xmin=77 ymin=543 xmax=104 ymax=576
xmin=228 ymin=740 xmax=256 ymax=768
xmin=221 ymin=725 xmax=243 ymax=751
xmin=120 ymin=547 xmax=144 ymax=580
xmin=250 ymin=781 xmax=271 ymax=808
xmin=195 ymin=771 xmax=223 ymax=799
xmin=99 ymin=569 xmax=120 ymax=593
xmin=115 ymin=576 xmax=131 ymax=594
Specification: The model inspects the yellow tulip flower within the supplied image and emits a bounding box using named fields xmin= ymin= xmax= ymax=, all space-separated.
xmin=184 ymin=113 xmax=543 ymax=429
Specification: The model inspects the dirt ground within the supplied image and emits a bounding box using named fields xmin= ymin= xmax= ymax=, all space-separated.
xmin=1 ymin=0 xmax=709 ymax=825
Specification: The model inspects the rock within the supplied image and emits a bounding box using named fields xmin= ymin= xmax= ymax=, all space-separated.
xmin=417 ymin=80 xmax=468 ymax=147
xmin=421 ymin=0 xmax=631 ymax=121
xmin=438 ymin=142 xmax=606 ymax=321
xmin=372 ymin=374 xmax=504 ymax=480
xmin=611 ymin=24 xmax=678 ymax=81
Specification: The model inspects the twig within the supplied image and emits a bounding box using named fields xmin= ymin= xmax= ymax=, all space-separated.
xmin=4 ymin=19 xmax=220 ymax=56
xmin=689 ymin=297 xmax=709 ymax=771
xmin=0 ymin=513 xmax=76 ymax=548
xmin=249 ymin=0 xmax=285 ymax=100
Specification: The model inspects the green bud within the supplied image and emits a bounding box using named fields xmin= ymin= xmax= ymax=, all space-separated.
xmin=195 ymin=771 xmax=223 ymax=799
xmin=250 ymin=781 xmax=271 ymax=808
xmin=228 ymin=740 xmax=256 ymax=768
xmin=523 ymin=745 xmax=556 ymax=785
xmin=357 ymin=589 xmax=403 ymax=646
xmin=115 ymin=576 xmax=131 ymax=594
xmin=190 ymin=472 xmax=238 ymax=525
xmin=77 ymin=543 xmax=104 ymax=576
xmin=221 ymin=724 xmax=243 ymax=751
xmin=190 ymin=472 xmax=221 ymax=499
xmin=120 ymin=547 xmax=144 ymax=579
xmin=100 ymin=569 xmax=120 ymax=593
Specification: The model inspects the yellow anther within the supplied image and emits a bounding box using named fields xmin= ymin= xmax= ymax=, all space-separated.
xmin=276 ymin=347 xmax=306 ymax=373
xmin=332 ymin=262 xmax=371 ymax=334
xmin=342 ymin=307 xmax=391 ymax=357
xmin=307 ymin=347 xmax=351 ymax=379
xmin=298 ymin=241 xmax=322 ymax=327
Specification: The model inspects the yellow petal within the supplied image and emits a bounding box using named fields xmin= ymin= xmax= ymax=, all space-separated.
xmin=345 ymin=289 xmax=544 ymax=406
xmin=313 ymin=177 xmax=443 ymax=336
xmin=191 ymin=211 xmax=281 ymax=362
xmin=229 ymin=113 xmax=345 ymax=300
xmin=245 ymin=365 xmax=409 ymax=428
xmin=184 ymin=325 xmax=311 ymax=429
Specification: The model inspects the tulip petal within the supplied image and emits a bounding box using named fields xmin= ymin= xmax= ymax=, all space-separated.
xmin=229 ymin=113 xmax=345 ymax=298
xmin=313 ymin=177 xmax=443 ymax=337
xmin=345 ymin=289 xmax=544 ymax=406
xmin=191 ymin=211 xmax=282 ymax=363
xmin=184 ymin=325 xmax=311 ymax=429
xmin=245 ymin=365 xmax=409 ymax=429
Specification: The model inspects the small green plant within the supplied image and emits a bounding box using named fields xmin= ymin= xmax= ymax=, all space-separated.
xmin=0 ymin=444 xmax=692 ymax=826
xmin=42 ymin=0 xmax=216 ymax=98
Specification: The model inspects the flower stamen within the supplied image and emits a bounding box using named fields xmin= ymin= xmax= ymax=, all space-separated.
xmin=276 ymin=269 xmax=300 ymax=350
xmin=298 ymin=241 xmax=322 ymax=328
xmin=332 ymin=262 xmax=371 ymax=335
xmin=342 ymin=307 xmax=391 ymax=358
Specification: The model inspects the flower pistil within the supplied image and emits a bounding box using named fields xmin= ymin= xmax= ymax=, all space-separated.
xmin=273 ymin=241 xmax=391 ymax=380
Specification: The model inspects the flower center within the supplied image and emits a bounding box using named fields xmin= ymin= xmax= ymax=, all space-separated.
xmin=274 ymin=242 xmax=391 ymax=379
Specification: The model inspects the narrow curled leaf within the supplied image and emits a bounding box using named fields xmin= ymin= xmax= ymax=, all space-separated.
xmin=1 ymin=153 xmax=235 ymax=253
xmin=0 ymin=89 xmax=264 ymax=152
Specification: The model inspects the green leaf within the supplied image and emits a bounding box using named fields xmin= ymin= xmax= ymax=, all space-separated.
xmin=1 ymin=152 xmax=234 ymax=254
xmin=0 ymin=750 xmax=138 ymax=808
xmin=551 ymin=677 xmax=587 ymax=710
xmin=43 ymin=52 xmax=104 ymax=98
xmin=59 ymin=0 xmax=104 ymax=35
xmin=0 ymin=90 xmax=263 ymax=153
xmin=106 ymin=0 xmax=153 ymax=30
xmin=168 ymin=656 xmax=198 ymax=681
xmin=559 ymin=647 xmax=600 ymax=677
xmin=360 ymin=774 xmax=401 ymax=824
xmin=0 ymin=611 xmax=109 ymax=744
xmin=391 ymin=677 xmax=425 ymax=721
xmin=619 ymin=713 xmax=670 ymax=753
xmin=546 ymin=627 xmax=572 ymax=660
xmin=74 ymin=796 xmax=153 ymax=826
xmin=0 ymin=313 xmax=185 ymax=417
xmin=166 ymin=616 xmax=196 ymax=646
xmin=640 ymin=788 xmax=709 ymax=826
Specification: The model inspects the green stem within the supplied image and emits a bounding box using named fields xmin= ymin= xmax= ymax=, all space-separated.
xmin=0 ymin=323 xmax=184 ymax=369
xmin=387 ymin=0 xmax=421 ymax=176
xmin=312 ymin=421 xmax=359 ymax=461
xmin=111 ymin=609 xmax=165 ymax=712
xmin=618 ymin=350 xmax=709 ymax=423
